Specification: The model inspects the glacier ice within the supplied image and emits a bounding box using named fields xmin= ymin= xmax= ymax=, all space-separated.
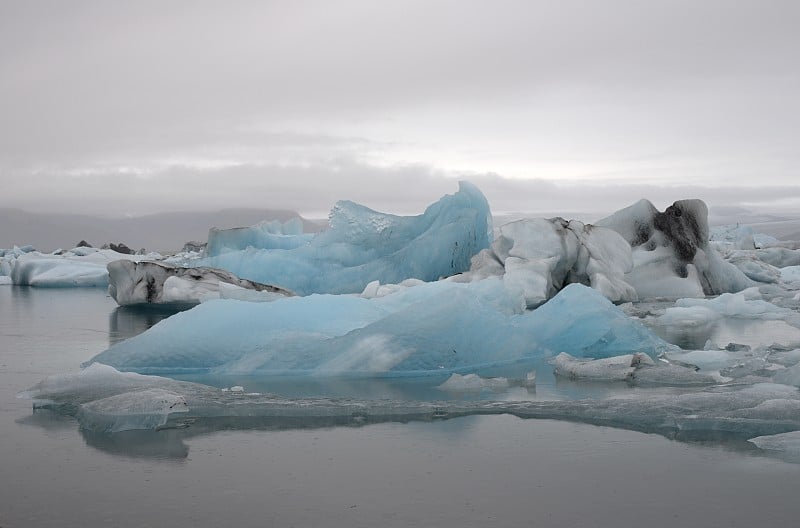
xmin=454 ymin=217 xmax=636 ymax=307
xmin=77 ymin=389 xmax=189 ymax=433
xmin=19 ymin=364 xmax=800 ymax=441
xmin=189 ymin=181 xmax=492 ymax=295
xmin=204 ymin=218 xmax=314 ymax=257
xmin=753 ymin=247 xmax=800 ymax=268
xmin=437 ymin=373 xmax=510 ymax=392
xmin=107 ymin=260 xmax=292 ymax=306
xmin=781 ymin=266 xmax=800 ymax=284
xmin=85 ymin=282 xmax=674 ymax=376
xmin=4 ymin=247 xmax=161 ymax=288
xmin=551 ymin=351 xmax=716 ymax=386
xmin=596 ymin=199 xmax=753 ymax=299
xmin=552 ymin=352 xmax=646 ymax=382
xmin=656 ymin=288 xmax=794 ymax=327
xmin=748 ymin=430 xmax=800 ymax=458
xmin=724 ymin=251 xmax=782 ymax=284
xmin=14 ymin=186 xmax=800 ymax=453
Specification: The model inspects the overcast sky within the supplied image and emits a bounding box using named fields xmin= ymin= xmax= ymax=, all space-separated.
xmin=1 ymin=0 xmax=798 ymax=219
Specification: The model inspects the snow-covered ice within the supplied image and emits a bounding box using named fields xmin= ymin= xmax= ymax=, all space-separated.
xmin=3 ymin=246 xmax=161 ymax=287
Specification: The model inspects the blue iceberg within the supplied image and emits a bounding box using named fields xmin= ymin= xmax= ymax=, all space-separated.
xmin=191 ymin=181 xmax=493 ymax=295
xmin=205 ymin=218 xmax=314 ymax=257
xmin=86 ymin=282 xmax=674 ymax=376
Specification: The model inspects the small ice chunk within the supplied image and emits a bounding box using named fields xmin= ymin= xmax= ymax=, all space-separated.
xmin=437 ymin=373 xmax=509 ymax=392
xmin=748 ymin=430 xmax=800 ymax=457
xmin=780 ymin=266 xmax=800 ymax=284
xmin=631 ymin=364 xmax=718 ymax=386
xmin=551 ymin=352 xmax=637 ymax=382
xmin=76 ymin=388 xmax=189 ymax=433
xmin=774 ymin=365 xmax=800 ymax=387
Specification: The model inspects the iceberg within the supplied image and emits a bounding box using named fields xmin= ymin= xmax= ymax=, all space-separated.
xmin=656 ymin=288 xmax=794 ymax=327
xmin=741 ymin=247 xmax=800 ymax=269
xmin=205 ymin=217 xmax=314 ymax=257
xmin=9 ymin=247 xmax=161 ymax=287
xmin=724 ymin=251 xmax=782 ymax=284
xmin=454 ymin=217 xmax=636 ymax=307
xmin=85 ymin=282 xmax=674 ymax=376
xmin=107 ymin=260 xmax=292 ymax=306
xmin=190 ymin=181 xmax=493 ymax=295
xmin=596 ymin=199 xmax=753 ymax=299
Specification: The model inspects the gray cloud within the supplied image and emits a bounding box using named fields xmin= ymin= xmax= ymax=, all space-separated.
xmin=8 ymin=160 xmax=800 ymax=223
xmin=1 ymin=0 xmax=798 ymax=215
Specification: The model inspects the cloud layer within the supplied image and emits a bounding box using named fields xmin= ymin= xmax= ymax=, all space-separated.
xmin=1 ymin=0 xmax=798 ymax=217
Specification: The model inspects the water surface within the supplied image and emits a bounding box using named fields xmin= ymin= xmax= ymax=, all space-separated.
xmin=2 ymin=286 xmax=799 ymax=527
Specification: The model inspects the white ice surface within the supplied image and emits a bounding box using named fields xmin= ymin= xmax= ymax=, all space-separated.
xmin=657 ymin=288 xmax=791 ymax=327
xmin=749 ymin=430 xmax=800 ymax=456
xmin=7 ymin=248 xmax=160 ymax=287
xmin=454 ymin=217 xmax=636 ymax=307
xmin=437 ymin=373 xmax=510 ymax=392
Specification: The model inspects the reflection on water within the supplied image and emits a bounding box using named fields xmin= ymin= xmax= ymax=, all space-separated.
xmin=109 ymin=304 xmax=194 ymax=346
xmin=81 ymin=427 xmax=190 ymax=460
xmin=650 ymin=317 xmax=800 ymax=350
xmin=60 ymin=403 xmax=781 ymax=461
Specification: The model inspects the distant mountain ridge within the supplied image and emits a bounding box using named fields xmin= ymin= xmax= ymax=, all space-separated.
xmin=0 ymin=208 xmax=325 ymax=253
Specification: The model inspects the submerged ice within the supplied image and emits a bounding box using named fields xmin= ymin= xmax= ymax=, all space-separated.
xmin=19 ymin=363 xmax=800 ymax=443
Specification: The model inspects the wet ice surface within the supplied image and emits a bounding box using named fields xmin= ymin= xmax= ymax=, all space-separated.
xmin=4 ymin=287 xmax=800 ymax=527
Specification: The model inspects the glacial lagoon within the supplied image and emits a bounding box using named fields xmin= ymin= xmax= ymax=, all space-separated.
xmin=2 ymin=285 xmax=800 ymax=528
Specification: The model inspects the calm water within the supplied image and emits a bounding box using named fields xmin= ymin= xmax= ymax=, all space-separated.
xmin=1 ymin=286 xmax=799 ymax=527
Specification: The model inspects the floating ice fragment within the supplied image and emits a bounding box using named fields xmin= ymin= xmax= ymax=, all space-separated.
xmin=552 ymin=352 xmax=715 ymax=386
xmin=437 ymin=373 xmax=510 ymax=392
xmin=77 ymin=389 xmax=189 ymax=433
xmin=551 ymin=352 xmax=638 ymax=382
xmin=656 ymin=289 xmax=791 ymax=327
xmin=748 ymin=430 xmax=800 ymax=457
